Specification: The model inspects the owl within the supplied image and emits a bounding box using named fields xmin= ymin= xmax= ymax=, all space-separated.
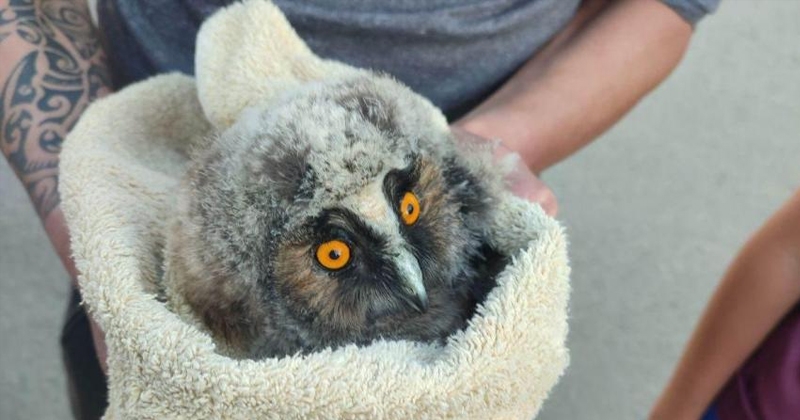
xmin=164 ymin=74 xmax=507 ymax=359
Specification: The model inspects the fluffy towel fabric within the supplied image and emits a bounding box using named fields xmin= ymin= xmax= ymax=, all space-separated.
xmin=59 ymin=1 xmax=571 ymax=418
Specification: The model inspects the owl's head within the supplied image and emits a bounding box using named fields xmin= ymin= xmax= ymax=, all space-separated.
xmin=170 ymin=75 xmax=499 ymax=357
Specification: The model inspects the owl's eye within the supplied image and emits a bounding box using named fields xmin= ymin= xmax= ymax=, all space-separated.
xmin=400 ymin=192 xmax=420 ymax=225
xmin=316 ymin=239 xmax=351 ymax=270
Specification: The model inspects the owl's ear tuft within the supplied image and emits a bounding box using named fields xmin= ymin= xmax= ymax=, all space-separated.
xmin=441 ymin=156 xmax=490 ymax=216
xmin=260 ymin=147 xmax=317 ymax=204
xmin=336 ymin=91 xmax=399 ymax=136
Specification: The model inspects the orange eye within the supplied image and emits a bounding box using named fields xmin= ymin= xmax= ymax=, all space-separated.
xmin=316 ymin=240 xmax=351 ymax=270
xmin=400 ymin=192 xmax=421 ymax=225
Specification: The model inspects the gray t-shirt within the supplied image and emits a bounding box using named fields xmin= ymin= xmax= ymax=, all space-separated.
xmin=97 ymin=0 xmax=719 ymax=120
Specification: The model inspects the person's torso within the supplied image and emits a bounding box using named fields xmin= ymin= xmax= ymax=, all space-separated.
xmin=97 ymin=0 xmax=579 ymax=119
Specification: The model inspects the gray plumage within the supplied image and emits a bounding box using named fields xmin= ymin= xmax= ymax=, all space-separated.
xmin=165 ymin=74 xmax=507 ymax=359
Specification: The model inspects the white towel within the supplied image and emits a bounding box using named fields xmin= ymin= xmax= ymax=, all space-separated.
xmin=60 ymin=1 xmax=571 ymax=418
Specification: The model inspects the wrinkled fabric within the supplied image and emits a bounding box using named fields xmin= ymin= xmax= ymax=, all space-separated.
xmin=97 ymin=0 xmax=720 ymax=119
xmin=662 ymin=0 xmax=721 ymax=25
xmin=97 ymin=0 xmax=580 ymax=120
xmin=715 ymin=305 xmax=800 ymax=419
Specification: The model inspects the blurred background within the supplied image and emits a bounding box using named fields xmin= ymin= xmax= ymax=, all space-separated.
xmin=1 ymin=1 xmax=799 ymax=419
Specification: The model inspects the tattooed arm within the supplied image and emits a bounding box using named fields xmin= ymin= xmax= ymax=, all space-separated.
xmin=0 ymin=0 xmax=111 ymax=277
xmin=1 ymin=0 xmax=112 ymax=372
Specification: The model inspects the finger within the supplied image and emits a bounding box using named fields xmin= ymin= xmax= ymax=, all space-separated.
xmin=88 ymin=315 xmax=108 ymax=375
xmin=42 ymin=206 xmax=79 ymax=280
xmin=528 ymin=183 xmax=559 ymax=217
xmin=451 ymin=126 xmax=559 ymax=216
xmin=504 ymin=155 xmax=559 ymax=216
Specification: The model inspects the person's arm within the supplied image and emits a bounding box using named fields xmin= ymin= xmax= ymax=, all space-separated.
xmin=455 ymin=0 xmax=694 ymax=174
xmin=1 ymin=0 xmax=111 ymax=277
xmin=1 ymin=0 xmax=112 ymax=371
xmin=649 ymin=190 xmax=800 ymax=420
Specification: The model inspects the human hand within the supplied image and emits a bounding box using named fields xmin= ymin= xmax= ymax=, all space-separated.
xmin=450 ymin=126 xmax=558 ymax=216
xmin=43 ymin=206 xmax=109 ymax=374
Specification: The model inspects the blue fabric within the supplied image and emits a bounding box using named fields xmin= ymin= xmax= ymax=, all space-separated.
xmin=97 ymin=0 xmax=581 ymax=120
xmin=702 ymin=404 xmax=721 ymax=420
xmin=96 ymin=0 xmax=720 ymax=120
xmin=662 ymin=0 xmax=721 ymax=25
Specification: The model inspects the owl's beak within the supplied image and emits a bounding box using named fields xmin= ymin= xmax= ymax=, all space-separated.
xmin=395 ymin=248 xmax=428 ymax=313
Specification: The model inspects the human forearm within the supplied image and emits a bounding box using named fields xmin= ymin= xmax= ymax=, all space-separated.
xmin=650 ymin=191 xmax=800 ymax=420
xmin=1 ymin=0 xmax=111 ymax=280
xmin=456 ymin=0 xmax=692 ymax=173
xmin=2 ymin=1 xmax=114 ymax=372
xmin=0 ymin=0 xmax=111 ymax=218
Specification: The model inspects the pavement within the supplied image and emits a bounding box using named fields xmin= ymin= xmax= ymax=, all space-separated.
xmin=2 ymin=2 xmax=799 ymax=419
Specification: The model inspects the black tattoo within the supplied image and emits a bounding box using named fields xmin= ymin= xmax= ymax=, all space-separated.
xmin=0 ymin=0 xmax=111 ymax=218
